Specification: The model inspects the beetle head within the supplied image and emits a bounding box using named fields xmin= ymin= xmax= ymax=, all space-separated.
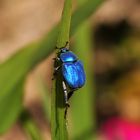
xmin=60 ymin=48 xmax=69 ymax=53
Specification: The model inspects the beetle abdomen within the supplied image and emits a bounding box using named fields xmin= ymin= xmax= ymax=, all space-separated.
xmin=62 ymin=60 xmax=86 ymax=89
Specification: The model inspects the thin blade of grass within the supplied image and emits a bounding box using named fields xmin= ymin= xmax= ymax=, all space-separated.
xmin=0 ymin=79 xmax=24 ymax=133
xmin=20 ymin=110 xmax=43 ymax=140
xmin=70 ymin=0 xmax=103 ymax=35
xmin=72 ymin=24 xmax=95 ymax=140
xmin=37 ymin=76 xmax=51 ymax=121
xmin=71 ymin=0 xmax=97 ymax=139
xmin=51 ymin=0 xmax=72 ymax=140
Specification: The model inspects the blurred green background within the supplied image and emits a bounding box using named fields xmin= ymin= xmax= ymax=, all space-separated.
xmin=0 ymin=0 xmax=140 ymax=140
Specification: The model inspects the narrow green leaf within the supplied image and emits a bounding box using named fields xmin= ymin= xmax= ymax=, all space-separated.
xmin=37 ymin=76 xmax=51 ymax=121
xmin=71 ymin=0 xmax=99 ymax=139
xmin=20 ymin=111 xmax=43 ymax=140
xmin=0 ymin=0 xmax=103 ymax=134
xmin=56 ymin=0 xmax=72 ymax=48
xmin=0 ymin=79 xmax=24 ymax=133
xmin=72 ymin=24 xmax=95 ymax=140
xmin=51 ymin=0 xmax=72 ymax=140
xmin=70 ymin=0 xmax=103 ymax=35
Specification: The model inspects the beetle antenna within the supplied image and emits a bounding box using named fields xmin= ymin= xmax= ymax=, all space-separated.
xmin=65 ymin=41 xmax=69 ymax=48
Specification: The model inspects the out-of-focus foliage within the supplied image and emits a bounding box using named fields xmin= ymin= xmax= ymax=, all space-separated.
xmin=20 ymin=110 xmax=43 ymax=140
xmin=71 ymin=0 xmax=96 ymax=140
xmin=0 ymin=0 xmax=103 ymax=136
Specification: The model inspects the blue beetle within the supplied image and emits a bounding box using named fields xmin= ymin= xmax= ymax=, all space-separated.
xmin=54 ymin=42 xmax=86 ymax=107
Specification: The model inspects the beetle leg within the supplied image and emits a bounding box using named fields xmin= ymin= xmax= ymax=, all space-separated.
xmin=52 ymin=66 xmax=61 ymax=80
xmin=55 ymin=46 xmax=59 ymax=50
xmin=65 ymin=104 xmax=70 ymax=119
xmin=52 ymin=57 xmax=60 ymax=61
xmin=52 ymin=56 xmax=61 ymax=80
xmin=62 ymin=81 xmax=69 ymax=104
xmin=52 ymin=58 xmax=56 ymax=61
xmin=62 ymin=81 xmax=70 ymax=118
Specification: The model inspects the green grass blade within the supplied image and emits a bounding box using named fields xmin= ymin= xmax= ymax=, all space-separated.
xmin=51 ymin=0 xmax=72 ymax=140
xmin=37 ymin=76 xmax=51 ymax=121
xmin=72 ymin=23 xmax=95 ymax=140
xmin=0 ymin=79 xmax=24 ymax=133
xmin=71 ymin=0 xmax=103 ymax=35
xmin=0 ymin=0 xmax=103 ymax=134
xmin=20 ymin=111 xmax=43 ymax=140
xmin=71 ymin=0 xmax=99 ymax=139
xmin=56 ymin=1 xmax=72 ymax=48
